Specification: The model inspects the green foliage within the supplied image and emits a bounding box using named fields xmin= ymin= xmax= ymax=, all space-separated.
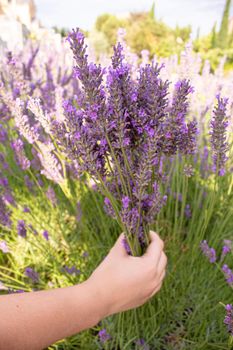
xmin=53 ymin=26 xmax=69 ymax=38
xmin=91 ymin=1 xmax=233 ymax=72
xmin=149 ymin=1 xmax=155 ymax=20
xmin=88 ymin=30 xmax=109 ymax=58
xmin=211 ymin=22 xmax=217 ymax=49
xmin=92 ymin=9 xmax=191 ymax=58
xmin=95 ymin=13 xmax=127 ymax=47
xmin=217 ymin=0 xmax=232 ymax=49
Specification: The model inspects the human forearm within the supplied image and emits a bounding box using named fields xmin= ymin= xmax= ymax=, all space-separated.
xmin=0 ymin=280 xmax=104 ymax=350
xmin=0 ymin=232 xmax=167 ymax=350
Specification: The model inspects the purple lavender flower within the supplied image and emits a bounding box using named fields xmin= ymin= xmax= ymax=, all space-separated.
xmin=17 ymin=220 xmax=27 ymax=238
xmin=0 ymin=153 xmax=9 ymax=170
xmin=24 ymin=175 xmax=34 ymax=191
xmin=210 ymin=95 xmax=229 ymax=176
xmin=104 ymin=197 xmax=116 ymax=218
xmin=0 ymin=124 xmax=7 ymax=143
xmin=222 ymin=264 xmax=233 ymax=286
xmin=23 ymin=206 xmax=30 ymax=213
xmin=183 ymin=165 xmax=194 ymax=177
xmin=0 ymin=196 xmax=11 ymax=227
xmin=0 ymin=240 xmax=9 ymax=253
xmin=221 ymin=240 xmax=232 ymax=259
xmin=98 ymin=328 xmax=111 ymax=343
xmin=185 ymin=204 xmax=192 ymax=219
xmin=122 ymin=235 xmax=132 ymax=255
xmin=224 ymin=304 xmax=233 ymax=336
xmin=42 ymin=230 xmax=49 ymax=241
xmin=122 ymin=196 xmax=130 ymax=209
xmin=30 ymin=148 xmax=42 ymax=171
xmin=39 ymin=63 xmax=56 ymax=112
xmin=0 ymin=177 xmax=8 ymax=188
xmin=58 ymin=29 xmax=108 ymax=178
xmin=27 ymin=97 xmax=51 ymax=134
xmin=82 ymin=251 xmax=89 ymax=258
xmin=11 ymin=139 xmax=30 ymax=170
xmin=164 ymin=79 xmax=197 ymax=155
xmin=46 ymin=186 xmax=57 ymax=206
xmin=2 ymin=190 xmax=15 ymax=206
xmin=24 ymin=267 xmax=39 ymax=283
xmin=135 ymin=338 xmax=150 ymax=350
xmin=200 ymin=240 xmax=216 ymax=263
xmin=14 ymin=98 xmax=40 ymax=144
xmin=38 ymin=142 xmax=64 ymax=184
xmin=63 ymin=265 xmax=81 ymax=275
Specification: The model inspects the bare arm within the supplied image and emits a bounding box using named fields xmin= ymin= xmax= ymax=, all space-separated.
xmin=0 ymin=232 xmax=167 ymax=350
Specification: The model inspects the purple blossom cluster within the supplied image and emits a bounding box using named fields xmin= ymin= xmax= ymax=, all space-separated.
xmin=222 ymin=265 xmax=233 ymax=286
xmin=42 ymin=230 xmax=49 ymax=241
xmin=98 ymin=328 xmax=111 ymax=343
xmin=46 ymin=186 xmax=58 ymax=206
xmin=54 ymin=29 xmax=199 ymax=254
xmin=135 ymin=338 xmax=150 ymax=350
xmin=200 ymin=240 xmax=216 ymax=263
xmin=224 ymin=304 xmax=233 ymax=336
xmin=0 ymin=44 xmax=78 ymax=188
xmin=221 ymin=240 xmax=232 ymax=259
xmin=17 ymin=220 xmax=27 ymax=238
xmin=24 ymin=267 xmax=39 ymax=283
xmin=0 ymin=195 xmax=11 ymax=227
xmin=210 ymin=95 xmax=229 ymax=176
xmin=0 ymin=240 xmax=9 ymax=253
xmin=63 ymin=265 xmax=81 ymax=276
xmin=11 ymin=138 xmax=31 ymax=171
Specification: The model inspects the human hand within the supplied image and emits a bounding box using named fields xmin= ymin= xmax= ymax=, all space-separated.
xmin=88 ymin=231 xmax=167 ymax=319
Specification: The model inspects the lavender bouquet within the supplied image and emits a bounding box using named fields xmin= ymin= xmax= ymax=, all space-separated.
xmin=54 ymin=29 xmax=198 ymax=256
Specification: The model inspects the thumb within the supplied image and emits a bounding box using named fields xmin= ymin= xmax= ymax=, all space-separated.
xmin=143 ymin=231 xmax=164 ymax=262
xmin=111 ymin=233 xmax=129 ymax=257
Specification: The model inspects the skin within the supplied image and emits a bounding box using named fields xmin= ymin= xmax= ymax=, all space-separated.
xmin=0 ymin=231 xmax=167 ymax=350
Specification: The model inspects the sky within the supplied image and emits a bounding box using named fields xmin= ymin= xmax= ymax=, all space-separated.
xmin=34 ymin=0 xmax=233 ymax=37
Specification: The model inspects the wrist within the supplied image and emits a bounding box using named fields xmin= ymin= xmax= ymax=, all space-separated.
xmin=84 ymin=277 xmax=111 ymax=321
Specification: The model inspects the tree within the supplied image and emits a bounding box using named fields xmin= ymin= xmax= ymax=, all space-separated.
xmin=218 ymin=0 xmax=232 ymax=49
xmin=211 ymin=22 xmax=217 ymax=48
xmin=149 ymin=2 xmax=155 ymax=20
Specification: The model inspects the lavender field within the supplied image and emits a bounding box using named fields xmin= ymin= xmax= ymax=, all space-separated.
xmin=0 ymin=2 xmax=233 ymax=349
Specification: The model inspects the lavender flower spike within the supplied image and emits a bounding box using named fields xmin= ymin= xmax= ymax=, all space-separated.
xmin=98 ymin=329 xmax=111 ymax=343
xmin=221 ymin=239 xmax=232 ymax=259
xmin=222 ymin=264 xmax=233 ymax=286
xmin=14 ymin=98 xmax=39 ymax=144
xmin=24 ymin=267 xmax=39 ymax=283
xmin=27 ymin=97 xmax=51 ymax=134
xmin=37 ymin=142 xmax=64 ymax=184
xmin=210 ymin=95 xmax=229 ymax=176
xmin=0 ymin=240 xmax=9 ymax=253
xmin=17 ymin=220 xmax=27 ymax=238
xmin=0 ymin=196 xmax=11 ymax=227
xmin=11 ymin=139 xmax=30 ymax=171
xmin=224 ymin=304 xmax=233 ymax=336
xmin=200 ymin=240 xmax=216 ymax=263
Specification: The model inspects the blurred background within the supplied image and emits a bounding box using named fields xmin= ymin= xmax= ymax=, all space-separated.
xmin=0 ymin=0 xmax=233 ymax=70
